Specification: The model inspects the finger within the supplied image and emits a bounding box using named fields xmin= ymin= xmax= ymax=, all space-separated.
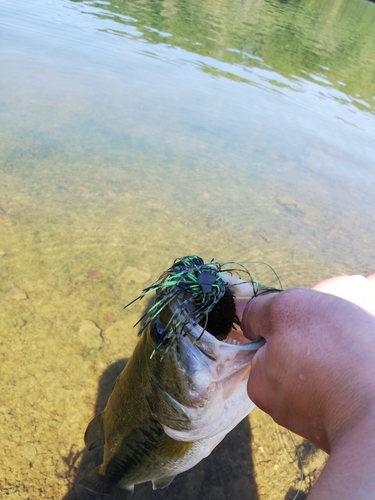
xmin=312 ymin=275 xmax=369 ymax=304
xmin=221 ymin=274 xmax=257 ymax=321
xmin=365 ymin=271 xmax=375 ymax=280
xmin=312 ymin=274 xmax=375 ymax=316
xmin=241 ymin=292 xmax=280 ymax=341
xmin=311 ymin=275 xmax=348 ymax=292
xmin=247 ymin=347 xmax=271 ymax=410
xmin=365 ymin=272 xmax=375 ymax=314
xmin=365 ymin=271 xmax=375 ymax=288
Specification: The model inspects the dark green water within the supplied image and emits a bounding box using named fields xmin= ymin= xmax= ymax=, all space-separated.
xmin=0 ymin=0 xmax=374 ymax=498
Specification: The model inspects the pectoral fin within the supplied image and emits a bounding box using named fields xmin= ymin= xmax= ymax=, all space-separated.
xmin=84 ymin=413 xmax=104 ymax=450
xmin=80 ymin=470 xmax=134 ymax=500
xmin=152 ymin=475 xmax=176 ymax=490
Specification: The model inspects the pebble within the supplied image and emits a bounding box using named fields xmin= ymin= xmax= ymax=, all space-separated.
xmin=87 ymin=269 xmax=104 ymax=280
xmin=7 ymin=286 xmax=28 ymax=301
xmin=14 ymin=319 xmax=26 ymax=328
xmin=105 ymin=313 xmax=116 ymax=323
xmin=78 ymin=320 xmax=103 ymax=350
xmin=259 ymin=233 xmax=272 ymax=243
xmin=22 ymin=443 xmax=37 ymax=459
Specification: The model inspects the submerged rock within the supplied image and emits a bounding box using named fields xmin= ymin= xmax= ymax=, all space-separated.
xmin=14 ymin=319 xmax=26 ymax=328
xmin=78 ymin=319 xmax=103 ymax=350
xmin=7 ymin=286 xmax=28 ymax=301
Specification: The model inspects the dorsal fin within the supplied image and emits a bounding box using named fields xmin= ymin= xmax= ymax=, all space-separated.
xmin=84 ymin=413 xmax=104 ymax=450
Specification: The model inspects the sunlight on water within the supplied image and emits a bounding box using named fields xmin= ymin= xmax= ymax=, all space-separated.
xmin=0 ymin=0 xmax=374 ymax=498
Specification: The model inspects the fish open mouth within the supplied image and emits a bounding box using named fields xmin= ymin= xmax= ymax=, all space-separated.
xmin=197 ymin=285 xmax=252 ymax=346
xmin=214 ymin=273 xmax=260 ymax=346
xmin=124 ymin=256 xmax=281 ymax=357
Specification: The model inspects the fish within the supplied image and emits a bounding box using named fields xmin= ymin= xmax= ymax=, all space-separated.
xmin=80 ymin=257 xmax=280 ymax=499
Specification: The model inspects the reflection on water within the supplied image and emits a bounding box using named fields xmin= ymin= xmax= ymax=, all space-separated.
xmin=0 ymin=0 xmax=374 ymax=498
xmin=72 ymin=0 xmax=375 ymax=115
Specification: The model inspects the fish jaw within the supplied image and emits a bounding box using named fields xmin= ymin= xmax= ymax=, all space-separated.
xmin=159 ymin=324 xmax=263 ymax=442
xmin=153 ymin=272 xmax=264 ymax=443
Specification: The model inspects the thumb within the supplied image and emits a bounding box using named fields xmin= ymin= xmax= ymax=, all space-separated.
xmin=241 ymin=292 xmax=281 ymax=341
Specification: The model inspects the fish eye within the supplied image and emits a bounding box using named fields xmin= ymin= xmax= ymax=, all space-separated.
xmin=150 ymin=318 xmax=169 ymax=345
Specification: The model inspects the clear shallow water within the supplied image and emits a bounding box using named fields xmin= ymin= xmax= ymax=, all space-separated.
xmin=0 ymin=0 xmax=374 ymax=498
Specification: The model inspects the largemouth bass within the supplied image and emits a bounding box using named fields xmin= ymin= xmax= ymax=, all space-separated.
xmin=81 ymin=257 xmax=280 ymax=499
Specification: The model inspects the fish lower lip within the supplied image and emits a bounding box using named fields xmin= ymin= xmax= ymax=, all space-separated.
xmin=223 ymin=330 xmax=248 ymax=345
xmin=223 ymin=331 xmax=265 ymax=350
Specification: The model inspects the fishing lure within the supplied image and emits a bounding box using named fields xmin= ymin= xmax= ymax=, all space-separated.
xmin=124 ymin=255 xmax=282 ymax=358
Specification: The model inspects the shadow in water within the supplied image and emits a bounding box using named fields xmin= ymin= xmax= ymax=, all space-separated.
xmin=63 ymin=358 xmax=259 ymax=500
xmin=284 ymin=490 xmax=307 ymax=500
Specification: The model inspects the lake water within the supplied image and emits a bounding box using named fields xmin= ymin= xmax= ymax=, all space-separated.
xmin=1 ymin=0 xmax=374 ymax=498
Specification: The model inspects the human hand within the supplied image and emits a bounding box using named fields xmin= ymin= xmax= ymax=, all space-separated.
xmin=241 ymin=272 xmax=375 ymax=454
xmin=311 ymin=271 xmax=375 ymax=317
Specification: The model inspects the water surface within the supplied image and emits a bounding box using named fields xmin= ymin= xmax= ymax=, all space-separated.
xmin=1 ymin=0 xmax=374 ymax=498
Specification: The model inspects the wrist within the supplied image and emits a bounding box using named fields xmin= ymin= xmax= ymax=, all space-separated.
xmin=322 ymin=357 xmax=375 ymax=454
xmin=309 ymin=409 xmax=375 ymax=499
